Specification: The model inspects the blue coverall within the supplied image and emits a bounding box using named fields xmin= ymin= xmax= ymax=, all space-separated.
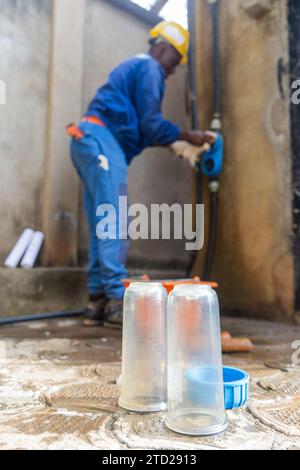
xmin=70 ymin=54 xmax=180 ymax=300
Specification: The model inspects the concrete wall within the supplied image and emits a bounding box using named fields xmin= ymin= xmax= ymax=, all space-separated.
xmin=0 ymin=0 xmax=191 ymax=272
xmin=0 ymin=0 xmax=51 ymax=255
xmin=194 ymin=0 xmax=294 ymax=320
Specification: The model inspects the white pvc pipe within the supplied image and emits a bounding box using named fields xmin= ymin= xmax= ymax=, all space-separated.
xmin=4 ymin=228 xmax=34 ymax=268
xmin=20 ymin=231 xmax=45 ymax=269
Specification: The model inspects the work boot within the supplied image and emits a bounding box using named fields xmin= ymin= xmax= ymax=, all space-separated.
xmin=83 ymin=294 xmax=108 ymax=327
xmin=103 ymin=298 xmax=123 ymax=328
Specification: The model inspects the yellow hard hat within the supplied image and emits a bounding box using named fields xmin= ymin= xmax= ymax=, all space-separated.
xmin=149 ymin=21 xmax=190 ymax=64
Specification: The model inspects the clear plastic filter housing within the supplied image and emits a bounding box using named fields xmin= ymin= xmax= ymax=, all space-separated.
xmin=119 ymin=282 xmax=167 ymax=412
xmin=165 ymin=285 xmax=228 ymax=436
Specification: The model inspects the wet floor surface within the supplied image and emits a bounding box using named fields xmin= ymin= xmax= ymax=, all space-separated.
xmin=0 ymin=316 xmax=299 ymax=449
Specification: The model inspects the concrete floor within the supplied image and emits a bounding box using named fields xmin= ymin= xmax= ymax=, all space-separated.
xmin=0 ymin=316 xmax=299 ymax=450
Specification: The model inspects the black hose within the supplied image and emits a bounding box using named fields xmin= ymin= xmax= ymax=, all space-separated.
xmin=0 ymin=310 xmax=84 ymax=326
xmin=203 ymin=0 xmax=222 ymax=280
xmin=186 ymin=0 xmax=202 ymax=278
xmin=188 ymin=0 xmax=202 ymax=210
xmin=203 ymin=189 xmax=218 ymax=280
xmin=187 ymin=0 xmax=222 ymax=279
xmin=210 ymin=0 xmax=222 ymax=119
xmin=188 ymin=0 xmax=200 ymax=130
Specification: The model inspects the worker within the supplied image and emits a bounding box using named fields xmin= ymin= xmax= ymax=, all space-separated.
xmin=69 ymin=21 xmax=214 ymax=327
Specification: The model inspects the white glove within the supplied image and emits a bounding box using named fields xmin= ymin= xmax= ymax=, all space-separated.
xmin=170 ymin=140 xmax=211 ymax=168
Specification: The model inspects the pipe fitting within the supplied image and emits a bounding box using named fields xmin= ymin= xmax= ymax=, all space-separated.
xmin=208 ymin=180 xmax=220 ymax=193
xmin=210 ymin=115 xmax=222 ymax=131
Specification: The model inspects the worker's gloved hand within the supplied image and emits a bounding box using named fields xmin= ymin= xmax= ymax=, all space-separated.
xmin=170 ymin=140 xmax=210 ymax=168
xmin=179 ymin=130 xmax=217 ymax=147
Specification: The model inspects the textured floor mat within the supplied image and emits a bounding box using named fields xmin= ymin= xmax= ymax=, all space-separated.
xmin=41 ymin=381 xmax=119 ymax=413
xmin=248 ymin=397 xmax=300 ymax=436
xmin=258 ymin=371 xmax=300 ymax=397
xmin=78 ymin=363 xmax=121 ymax=380
xmin=111 ymin=408 xmax=276 ymax=450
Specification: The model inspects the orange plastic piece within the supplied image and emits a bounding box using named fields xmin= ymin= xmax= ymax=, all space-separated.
xmin=67 ymin=123 xmax=84 ymax=140
xmin=122 ymin=278 xmax=218 ymax=294
xmin=221 ymin=338 xmax=253 ymax=353
xmin=221 ymin=331 xmax=232 ymax=340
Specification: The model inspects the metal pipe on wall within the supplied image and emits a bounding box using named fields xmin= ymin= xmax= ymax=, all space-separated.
xmin=187 ymin=0 xmax=222 ymax=280
xmin=186 ymin=0 xmax=202 ymax=278
xmin=203 ymin=0 xmax=222 ymax=280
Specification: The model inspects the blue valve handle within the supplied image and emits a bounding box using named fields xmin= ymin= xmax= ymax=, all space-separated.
xmin=201 ymin=133 xmax=223 ymax=178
